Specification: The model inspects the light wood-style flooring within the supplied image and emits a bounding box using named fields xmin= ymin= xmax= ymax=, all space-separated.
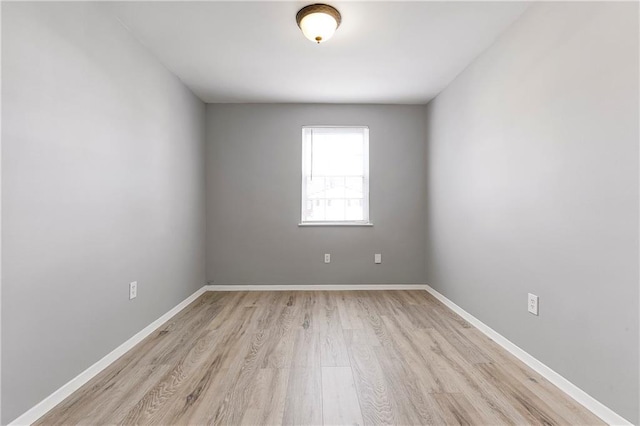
xmin=36 ymin=291 xmax=604 ymax=425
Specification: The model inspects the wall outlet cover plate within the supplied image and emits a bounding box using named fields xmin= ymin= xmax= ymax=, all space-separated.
xmin=528 ymin=293 xmax=538 ymax=315
xmin=129 ymin=281 xmax=138 ymax=300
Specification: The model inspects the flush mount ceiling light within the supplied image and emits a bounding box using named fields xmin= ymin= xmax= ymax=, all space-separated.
xmin=296 ymin=4 xmax=342 ymax=44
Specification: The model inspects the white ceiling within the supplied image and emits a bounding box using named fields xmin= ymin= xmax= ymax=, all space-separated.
xmin=110 ymin=1 xmax=529 ymax=104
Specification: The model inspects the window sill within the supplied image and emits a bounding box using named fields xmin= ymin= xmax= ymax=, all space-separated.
xmin=298 ymin=222 xmax=374 ymax=227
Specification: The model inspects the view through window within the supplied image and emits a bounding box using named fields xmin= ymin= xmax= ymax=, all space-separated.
xmin=301 ymin=126 xmax=369 ymax=224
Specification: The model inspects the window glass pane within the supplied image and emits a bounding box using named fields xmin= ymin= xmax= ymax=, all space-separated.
xmin=305 ymin=199 xmax=326 ymax=221
xmin=345 ymin=199 xmax=364 ymax=221
xmin=324 ymin=177 xmax=346 ymax=199
xmin=311 ymin=132 xmax=364 ymax=176
xmin=306 ymin=177 xmax=326 ymax=200
xmin=325 ymin=199 xmax=345 ymax=221
xmin=344 ymin=177 xmax=363 ymax=198
xmin=302 ymin=127 xmax=368 ymax=223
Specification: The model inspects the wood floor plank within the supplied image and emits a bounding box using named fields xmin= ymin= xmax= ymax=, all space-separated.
xmin=458 ymin=322 xmax=602 ymax=425
xmin=474 ymin=362 xmax=571 ymax=425
xmin=218 ymin=307 xmax=259 ymax=369
xmin=348 ymin=343 xmax=398 ymax=425
xmin=205 ymin=291 xmax=249 ymax=331
xmin=282 ymin=367 xmax=323 ymax=426
xmin=240 ymin=368 xmax=290 ymax=426
xmin=36 ymin=363 xmax=173 ymax=426
xmin=321 ymin=367 xmax=364 ymax=426
xmin=36 ymin=291 xmax=605 ymax=426
xmin=253 ymin=291 xmax=288 ymax=330
xmin=297 ymin=291 xmax=317 ymax=332
xmin=373 ymin=345 xmax=445 ymax=425
xmin=434 ymin=393 xmax=484 ymax=426
xmin=352 ymin=293 xmax=387 ymax=346
xmin=418 ymin=328 xmax=535 ymax=425
xmin=34 ymin=293 xmax=224 ymax=425
xmin=259 ymin=305 xmax=297 ymax=369
xmin=204 ymin=329 xmax=270 ymax=425
xmin=337 ymin=292 xmax=364 ymax=329
xmin=344 ymin=328 xmax=380 ymax=347
xmin=291 ymin=329 xmax=321 ymax=368
xmin=315 ymin=292 xmax=342 ymax=334
xmin=118 ymin=329 xmax=219 ymax=425
xmin=380 ymin=314 xmax=455 ymax=394
xmin=320 ymin=328 xmax=351 ymax=367
xmin=152 ymin=365 xmax=230 ymax=426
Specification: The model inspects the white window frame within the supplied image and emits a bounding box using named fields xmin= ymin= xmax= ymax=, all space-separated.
xmin=299 ymin=125 xmax=372 ymax=227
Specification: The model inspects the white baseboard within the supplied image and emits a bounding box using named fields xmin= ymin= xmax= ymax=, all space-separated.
xmin=205 ymin=283 xmax=428 ymax=291
xmin=9 ymin=286 xmax=209 ymax=426
xmin=423 ymin=284 xmax=632 ymax=426
xmin=10 ymin=283 xmax=630 ymax=426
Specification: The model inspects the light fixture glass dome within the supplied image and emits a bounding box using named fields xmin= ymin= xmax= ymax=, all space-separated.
xmin=296 ymin=4 xmax=341 ymax=44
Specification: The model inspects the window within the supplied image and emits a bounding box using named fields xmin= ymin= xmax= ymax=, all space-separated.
xmin=301 ymin=126 xmax=370 ymax=225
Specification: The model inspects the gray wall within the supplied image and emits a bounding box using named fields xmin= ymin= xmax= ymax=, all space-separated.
xmin=424 ymin=2 xmax=639 ymax=423
xmin=206 ymin=104 xmax=426 ymax=285
xmin=1 ymin=3 xmax=206 ymax=423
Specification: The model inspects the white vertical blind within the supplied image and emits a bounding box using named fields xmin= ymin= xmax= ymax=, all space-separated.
xmin=301 ymin=126 xmax=369 ymax=223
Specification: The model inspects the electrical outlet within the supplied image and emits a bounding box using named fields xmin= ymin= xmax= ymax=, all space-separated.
xmin=374 ymin=253 xmax=382 ymax=264
xmin=129 ymin=281 xmax=137 ymax=300
xmin=324 ymin=253 xmax=331 ymax=263
xmin=528 ymin=293 xmax=538 ymax=315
